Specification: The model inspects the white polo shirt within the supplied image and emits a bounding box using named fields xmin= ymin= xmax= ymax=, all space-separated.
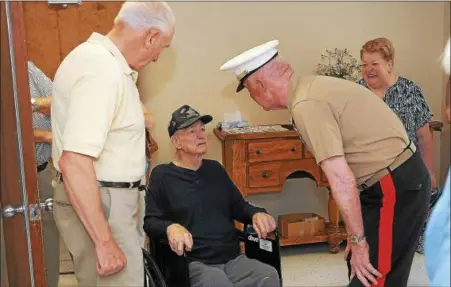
xmin=51 ymin=32 xmax=146 ymax=182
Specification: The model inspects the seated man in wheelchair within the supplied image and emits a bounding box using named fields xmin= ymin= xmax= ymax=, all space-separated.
xmin=144 ymin=105 xmax=281 ymax=287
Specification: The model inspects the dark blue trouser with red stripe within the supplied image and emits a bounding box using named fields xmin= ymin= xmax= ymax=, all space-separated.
xmin=347 ymin=152 xmax=430 ymax=287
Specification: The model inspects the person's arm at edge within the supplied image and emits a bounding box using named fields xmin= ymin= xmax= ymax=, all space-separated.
xmin=33 ymin=129 xmax=52 ymax=144
xmin=59 ymin=151 xmax=114 ymax=247
xmin=292 ymin=101 xmax=364 ymax=237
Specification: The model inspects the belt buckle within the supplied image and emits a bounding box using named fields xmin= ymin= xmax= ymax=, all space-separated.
xmin=358 ymin=182 xmax=368 ymax=192
xmin=129 ymin=182 xmax=134 ymax=189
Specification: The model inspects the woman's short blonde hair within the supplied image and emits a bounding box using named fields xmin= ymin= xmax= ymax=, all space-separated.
xmin=360 ymin=38 xmax=395 ymax=63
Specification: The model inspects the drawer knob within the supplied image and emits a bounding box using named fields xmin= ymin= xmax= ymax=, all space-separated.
xmin=291 ymin=147 xmax=297 ymax=152
xmin=262 ymin=172 xmax=269 ymax=178
xmin=256 ymin=149 xmax=261 ymax=155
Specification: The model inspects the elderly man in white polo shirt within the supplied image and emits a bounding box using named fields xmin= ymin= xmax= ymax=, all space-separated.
xmin=51 ymin=2 xmax=175 ymax=286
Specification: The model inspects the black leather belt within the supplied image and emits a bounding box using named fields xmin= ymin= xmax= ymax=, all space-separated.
xmin=55 ymin=171 xmax=144 ymax=190
xmin=37 ymin=162 xmax=48 ymax=173
xmin=99 ymin=180 xmax=142 ymax=189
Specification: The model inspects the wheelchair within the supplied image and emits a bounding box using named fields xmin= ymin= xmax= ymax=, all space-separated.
xmin=143 ymin=225 xmax=282 ymax=287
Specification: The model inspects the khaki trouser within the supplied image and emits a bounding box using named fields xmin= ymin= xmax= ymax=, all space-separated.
xmin=52 ymin=180 xmax=144 ymax=287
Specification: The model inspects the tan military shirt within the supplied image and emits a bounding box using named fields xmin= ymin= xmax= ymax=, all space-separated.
xmin=51 ymin=32 xmax=146 ymax=182
xmin=290 ymin=75 xmax=413 ymax=184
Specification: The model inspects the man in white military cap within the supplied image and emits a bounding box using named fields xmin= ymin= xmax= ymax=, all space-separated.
xmin=220 ymin=40 xmax=431 ymax=287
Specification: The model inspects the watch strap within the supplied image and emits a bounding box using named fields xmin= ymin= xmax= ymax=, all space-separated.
xmin=349 ymin=234 xmax=366 ymax=244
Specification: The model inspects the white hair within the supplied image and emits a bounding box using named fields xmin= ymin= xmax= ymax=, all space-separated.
xmin=114 ymin=1 xmax=175 ymax=35
xmin=442 ymin=38 xmax=450 ymax=75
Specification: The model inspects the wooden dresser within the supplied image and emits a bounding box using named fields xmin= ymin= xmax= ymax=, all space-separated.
xmin=213 ymin=125 xmax=346 ymax=253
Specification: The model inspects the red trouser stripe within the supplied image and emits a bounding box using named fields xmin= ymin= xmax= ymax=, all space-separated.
xmin=374 ymin=173 xmax=396 ymax=287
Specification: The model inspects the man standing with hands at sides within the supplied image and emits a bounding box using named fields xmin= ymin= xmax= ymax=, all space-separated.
xmin=51 ymin=2 xmax=175 ymax=286
xmin=220 ymin=40 xmax=430 ymax=287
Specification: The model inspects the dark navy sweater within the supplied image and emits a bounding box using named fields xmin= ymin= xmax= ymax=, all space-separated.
xmin=143 ymin=159 xmax=266 ymax=264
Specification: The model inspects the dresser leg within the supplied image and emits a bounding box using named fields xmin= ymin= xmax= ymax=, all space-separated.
xmin=327 ymin=189 xmax=342 ymax=254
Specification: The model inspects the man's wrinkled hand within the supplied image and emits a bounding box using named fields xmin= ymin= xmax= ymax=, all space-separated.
xmin=167 ymin=224 xmax=193 ymax=256
xmin=349 ymin=240 xmax=383 ymax=287
xmin=95 ymin=239 xmax=127 ymax=277
xmin=252 ymin=212 xmax=276 ymax=239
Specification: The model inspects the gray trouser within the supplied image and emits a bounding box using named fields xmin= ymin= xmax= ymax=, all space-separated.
xmin=188 ymin=255 xmax=280 ymax=287
xmin=38 ymin=164 xmax=60 ymax=287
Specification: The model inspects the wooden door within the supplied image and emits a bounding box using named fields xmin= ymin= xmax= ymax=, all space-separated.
xmin=0 ymin=2 xmax=46 ymax=287
xmin=23 ymin=1 xmax=123 ymax=79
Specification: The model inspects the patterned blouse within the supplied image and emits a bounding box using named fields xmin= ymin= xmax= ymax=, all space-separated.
xmin=357 ymin=77 xmax=433 ymax=146
xmin=28 ymin=61 xmax=53 ymax=166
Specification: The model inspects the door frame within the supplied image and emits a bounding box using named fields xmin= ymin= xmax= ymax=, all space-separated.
xmin=1 ymin=1 xmax=46 ymax=286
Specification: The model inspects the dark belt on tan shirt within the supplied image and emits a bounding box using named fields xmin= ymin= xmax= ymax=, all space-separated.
xmin=55 ymin=171 xmax=145 ymax=190
xmin=357 ymin=140 xmax=416 ymax=192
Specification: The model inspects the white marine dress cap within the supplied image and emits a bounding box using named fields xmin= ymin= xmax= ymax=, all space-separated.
xmin=220 ymin=40 xmax=280 ymax=92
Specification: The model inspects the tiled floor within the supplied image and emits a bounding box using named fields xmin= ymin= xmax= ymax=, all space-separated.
xmin=58 ymin=243 xmax=429 ymax=287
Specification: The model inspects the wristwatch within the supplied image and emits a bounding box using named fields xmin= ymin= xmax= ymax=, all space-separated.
xmin=349 ymin=234 xmax=366 ymax=244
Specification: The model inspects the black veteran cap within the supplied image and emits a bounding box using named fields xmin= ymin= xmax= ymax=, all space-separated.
xmin=168 ymin=105 xmax=213 ymax=137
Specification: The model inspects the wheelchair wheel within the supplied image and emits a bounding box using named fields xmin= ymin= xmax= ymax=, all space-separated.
xmin=143 ymin=248 xmax=168 ymax=287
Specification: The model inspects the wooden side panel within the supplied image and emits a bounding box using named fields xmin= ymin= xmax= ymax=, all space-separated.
xmin=22 ymin=2 xmax=60 ymax=80
xmin=56 ymin=5 xmax=80 ymax=61
xmin=23 ymin=1 xmax=123 ymax=79
xmin=78 ymin=2 xmax=123 ymax=40
xmin=1 ymin=2 xmax=46 ymax=286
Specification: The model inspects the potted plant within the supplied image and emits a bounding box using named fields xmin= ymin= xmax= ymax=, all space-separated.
xmin=316 ymin=48 xmax=362 ymax=82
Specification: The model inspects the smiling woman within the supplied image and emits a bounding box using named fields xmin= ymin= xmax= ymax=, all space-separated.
xmin=357 ymin=37 xmax=436 ymax=254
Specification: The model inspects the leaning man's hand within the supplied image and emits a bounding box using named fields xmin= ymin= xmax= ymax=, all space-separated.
xmin=252 ymin=212 xmax=276 ymax=239
xmin=167 ymin=224 xmax=193 ymax=256
xmin=350 ymin=240 xmax=383 ymax=287
xmin=95 ymin=238 xmax=127 ymax=277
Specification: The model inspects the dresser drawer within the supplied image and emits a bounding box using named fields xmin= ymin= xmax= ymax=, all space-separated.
xmin=248 ymin=163 xmax=280 ymax=188
xmin=247 ymin=139 xmax=303 ymax=163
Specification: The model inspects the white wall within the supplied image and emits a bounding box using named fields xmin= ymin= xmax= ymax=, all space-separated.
xmin=138 ymin=2 xmax=450 ymax=219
